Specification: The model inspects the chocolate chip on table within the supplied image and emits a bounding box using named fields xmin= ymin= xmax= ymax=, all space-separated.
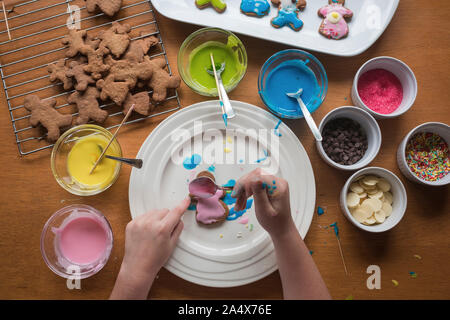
xmin=321 ymin=118 xmax=368 ymax=166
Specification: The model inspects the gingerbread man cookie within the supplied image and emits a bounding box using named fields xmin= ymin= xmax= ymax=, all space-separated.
xmin=98 ymin=22 xmax=131 ymax=58
xmin=146 ymin=57 xmax=181 ymax=102
xmin=195 ymin=0 xmax=227 ymax=13
xmin=48 ymin=59 xmax=73 ymax=90
xmin=271 ymin=0 xmax=307 ymax=31
xmin=24 ymin=95 xmax=72 ymax=142
xmin=240 ymin=0 xmax=270 ymax=17
xmin=61 ymin=29 xmax=91 ymax=57
xmin=68 ymin=86 xmax=108 ymax=125
xmin=96 ymin=75 xmax=130 ymax=106
xmin=318 ymin=0 xmax=353 ymax=40
xmin=123 ymin=92 xmax=152 ymax=116
xmin=84 ymin=0 xmax=122 ymax=17
xmin=190 ymin=171 xmax=229 ymax=225
xmin=83 ymin=45 xmax=110 ymax=80
xmin=106 ymin=56 xmax=154 ymax=89
xmin=123 ymin=36 xmax=159 ymax=63
xmin=66 ymin=60 xmax=95 ymax=91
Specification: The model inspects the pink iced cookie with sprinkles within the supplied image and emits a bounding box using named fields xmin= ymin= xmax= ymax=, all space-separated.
xmin=318 ymin=0 xmax=353 ymax=40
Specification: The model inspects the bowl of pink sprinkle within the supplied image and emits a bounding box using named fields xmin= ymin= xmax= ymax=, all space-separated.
xmin=352 ymin=56 xmax=417 ymax=119
xmin=397 ymin=122 xmax=450 ymax=187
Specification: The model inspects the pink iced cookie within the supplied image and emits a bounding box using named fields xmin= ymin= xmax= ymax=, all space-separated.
xmin=196 ymin=189 xmax=229 ymax=225
xmin=318 ymin=0 xmax=353 ymax=40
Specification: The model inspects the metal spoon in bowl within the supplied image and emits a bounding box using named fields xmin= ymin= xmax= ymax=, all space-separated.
xmin=105 ymin=155 xmax=143 ymax=169
xmin=286 ymin=88 xmax=323 ymax=142
xmin=189 ymin=176 xmax=233 ymax=199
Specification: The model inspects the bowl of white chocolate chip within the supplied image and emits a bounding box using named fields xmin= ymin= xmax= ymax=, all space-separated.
xmin=340 ymin=167 xmax=407 ymax=233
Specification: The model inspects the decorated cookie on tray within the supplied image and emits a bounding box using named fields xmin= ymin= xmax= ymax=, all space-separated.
xmin=271 ymin=0 xmax=307 ymax=32
xmin=195 ymin=0 xmax=227 ymax=13
xmin=240 ymin=0 xmax=271 ymax=17
xmin=318 ymin=0 xmax=353 ymax=40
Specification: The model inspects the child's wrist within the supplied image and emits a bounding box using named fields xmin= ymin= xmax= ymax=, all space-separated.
xmin=270 ymin=223 xmax=299 ymax=244
xmin=119 ymin=260 xmax=159 ymax=288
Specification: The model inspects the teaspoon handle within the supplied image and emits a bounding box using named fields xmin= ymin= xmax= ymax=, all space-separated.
xmin=105 ymin=155 xmax=143 ymax=169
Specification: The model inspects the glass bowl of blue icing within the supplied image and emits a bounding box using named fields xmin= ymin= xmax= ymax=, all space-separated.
xmin=258 ymin=49 xmax=328 ymax=119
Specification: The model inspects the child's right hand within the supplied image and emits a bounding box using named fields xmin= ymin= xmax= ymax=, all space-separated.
xmin=231 ymin=168 xmax=295 ymax=239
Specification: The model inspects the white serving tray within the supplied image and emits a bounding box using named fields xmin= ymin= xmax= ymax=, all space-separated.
xmin=151 ymin=0 xmax=399 ymax=57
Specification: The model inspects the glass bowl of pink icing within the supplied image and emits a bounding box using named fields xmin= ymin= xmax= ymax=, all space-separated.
xmin=352 ymin=56 xmax=417 ymax=119
xmin=40 ymin=205 xmax=113 ymax=279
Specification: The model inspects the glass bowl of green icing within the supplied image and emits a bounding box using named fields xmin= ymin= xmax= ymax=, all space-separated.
xmin=178 ymin=27 xmax=247 ymax=96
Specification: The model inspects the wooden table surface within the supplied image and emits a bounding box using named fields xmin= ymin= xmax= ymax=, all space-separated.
xmin=0 ymin=0 xmax=449 ymax=300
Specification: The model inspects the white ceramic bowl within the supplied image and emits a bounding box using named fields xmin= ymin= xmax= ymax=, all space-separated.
xmin=340 ymin=167 xmax=407 ymax=233
xmin=316 ymin=106 xmax=382 ymax=171
xmin=397 ymin=122 xmax=450 ymax=187
xmin=352 ymin=56 xmax=417 ymax=119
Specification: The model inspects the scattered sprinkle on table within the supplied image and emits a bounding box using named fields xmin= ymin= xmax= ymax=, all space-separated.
xmin=409 ymin=271 xmax=418 ymax=279
xmin=392 ymin=280 xmax=399 ymax=286
xmin=317 ymin=206 xmax=325 ymax=216
xmin=405 ymin=132 xmax=449 ymax=181
xmin=309 ymin=250 xmax=314 ymax=255
xmin=345 ymin=295 xmax=353 ymax=300
xmin=414 ymin=254 xmax=422 ymax=260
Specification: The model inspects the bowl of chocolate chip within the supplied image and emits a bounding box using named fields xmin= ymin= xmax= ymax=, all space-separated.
xmin=316 ymin=106 xmax=382 ymax=171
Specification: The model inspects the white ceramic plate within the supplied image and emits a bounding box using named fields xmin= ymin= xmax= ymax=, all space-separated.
xmin=151 ymin=0 xmax=399 ymax=57
xmin=129 ymin=100 xmax=315 ymax=287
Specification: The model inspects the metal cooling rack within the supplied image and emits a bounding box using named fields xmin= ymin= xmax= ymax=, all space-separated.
xmin=0 ymin=0 xmax=181 ymax=156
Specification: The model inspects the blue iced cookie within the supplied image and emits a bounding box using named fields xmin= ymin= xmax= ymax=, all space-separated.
xmin=271 ymin=0 xmax=307 ymax=32
xmin=240 ymin=0 xmax=270 ymax=17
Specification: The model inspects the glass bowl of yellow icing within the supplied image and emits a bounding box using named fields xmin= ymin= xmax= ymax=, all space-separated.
xmin=51 ymin=125 xmax=122 ymax=196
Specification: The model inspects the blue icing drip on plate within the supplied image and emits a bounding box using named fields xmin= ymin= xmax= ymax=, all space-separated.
xmin=274 ymin=119 xmax=282 ymax=137
xmin=207 ymin=165 xmax=216 ymax=173
xmin=222 ymin=192 xmax=236 ymax=206
xmin=222 ymin=179 xmax=236 ymax=188
xmin=183 ymin=154 xmax=202 ymax=170
xmin=227 ymin=198 xmax=254 ymax=221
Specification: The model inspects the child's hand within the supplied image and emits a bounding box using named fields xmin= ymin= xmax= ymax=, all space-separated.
xmin=231 ymin=168 xmax=295 ymax=239
xmin=121 ymin=197 xmax=190 ymax=279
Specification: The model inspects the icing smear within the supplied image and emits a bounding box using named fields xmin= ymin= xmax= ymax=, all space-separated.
xmin=196 ymin=189 xmax=226 ymax=224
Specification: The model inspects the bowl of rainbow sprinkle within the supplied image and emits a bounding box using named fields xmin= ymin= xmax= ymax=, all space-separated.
xmin=397 ymin=122 xmax=450 ymax=186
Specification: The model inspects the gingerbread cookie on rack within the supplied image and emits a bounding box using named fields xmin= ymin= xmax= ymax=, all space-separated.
xmin=271 ymin=0 xmax=307 ymax=31
xmin=66 ymin=60 xmax=95 ymax=91
xmin=61 ymin=29 xmax=91 ymax=57
xmin=145 ymin=57 xmax=181 ymax=102
xmin=98 ymin=22 xmax=131 ymax=58
xmin=96 ymin=75 xmax=130 ymax=106
xmin=195 ymin=0 xmax=227 ymax=13
xmin=106 ymin=55 xmax=154 ymax=89
xmin=24 ymin=95 xmax=72 ymax=142
xmin=68 ymin=86 xmax=108 ymax=125
xmin=318 ymin=0 xmax=353 ymax=40
xmin=48 ymin=59 xmax=73 ymax=90
xmin=123 ymin=36 xmax=159 ymax=63
xmin=123 ymin=92 xmax=152 ymax=116
xmin=83 ymin=45 xmax=110 ymax=80
xmin=84 ymin=0 xmax=122 ymax=17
